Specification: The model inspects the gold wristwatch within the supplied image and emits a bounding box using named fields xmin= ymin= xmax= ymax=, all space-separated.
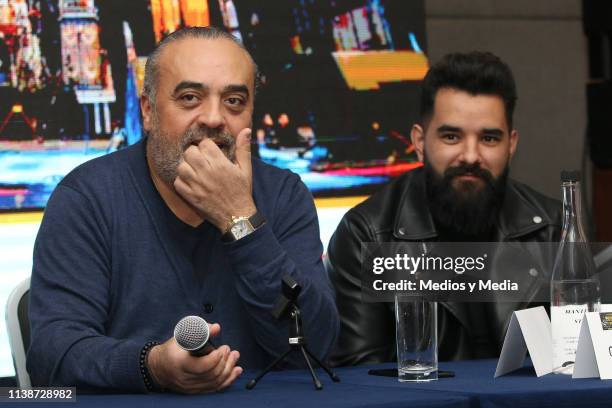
xmin=221 ymin=212 xmax=266 ymax=242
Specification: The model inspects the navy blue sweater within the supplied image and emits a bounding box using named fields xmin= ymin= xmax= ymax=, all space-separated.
xmin=27 ymin=139 xmax=339 ymax=392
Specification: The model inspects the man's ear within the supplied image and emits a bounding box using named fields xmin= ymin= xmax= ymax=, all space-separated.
xmin=411 ymin=124 xmax=425 ymax=162
xmin=141 ymin=95 xmax=152 ymax=132
xmin=509 ymin=129 xmax=519 ymax=160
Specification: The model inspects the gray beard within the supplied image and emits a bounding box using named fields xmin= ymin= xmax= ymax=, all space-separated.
xmin=147 ymin=114 xmax=236 ymax=185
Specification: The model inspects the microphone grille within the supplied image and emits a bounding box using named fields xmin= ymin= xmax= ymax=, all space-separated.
xmin=174 ymin=315 xmax=210 ymax=351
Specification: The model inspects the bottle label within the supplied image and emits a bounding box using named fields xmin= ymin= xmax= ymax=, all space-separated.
xmin=551 ymin=305 xmax=588 ymax=373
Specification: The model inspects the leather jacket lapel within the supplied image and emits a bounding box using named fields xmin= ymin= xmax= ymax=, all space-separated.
xmin=392 ymin=168 xmax=436 ymax=241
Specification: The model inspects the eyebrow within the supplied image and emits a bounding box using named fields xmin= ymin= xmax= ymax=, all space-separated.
xmin=481 ymin=128 xmax=504 ymax=136
xmin=172 ymin=81 xmax=207 ymax=95
xmin=436 ymin=125 xmax=504 ymax=136
xmin=436 ymin=125 xmax=462 ymax=133
xmin=222 ymin=84 xmax=250 ymax=98
xmin=171 ymin=81 xmax=250 ymax=98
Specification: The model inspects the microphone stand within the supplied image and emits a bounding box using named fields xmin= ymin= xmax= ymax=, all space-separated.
xmin=246 ymin=276 xmax=340 ymax=390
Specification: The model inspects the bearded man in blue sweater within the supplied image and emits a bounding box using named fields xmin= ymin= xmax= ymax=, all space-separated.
xmin=27 ymin=26 xmax=339 ymax=394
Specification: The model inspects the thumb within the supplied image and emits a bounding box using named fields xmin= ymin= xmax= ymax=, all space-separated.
xmin=208 ymin=323 xmax=221 ymax=339
xmin=235 ymin=128 xmax=252 ymax=174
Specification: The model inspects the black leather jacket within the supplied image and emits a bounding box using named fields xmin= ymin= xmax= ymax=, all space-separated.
xmin=327 ymin=167 xmax=562 ymax=366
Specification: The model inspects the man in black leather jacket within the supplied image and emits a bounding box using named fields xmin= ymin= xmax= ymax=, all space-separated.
xmin=327 ymin=51 xmax=562 ymax=367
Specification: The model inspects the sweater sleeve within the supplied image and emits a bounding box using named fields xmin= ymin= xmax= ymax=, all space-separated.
xmin=27 ymin=184 xmax=147 ymax=392
xmin=222 ymin=175 xmax=339 ymax=366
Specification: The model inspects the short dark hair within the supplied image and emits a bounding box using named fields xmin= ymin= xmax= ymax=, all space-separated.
xmin=419 ymin=51 xmax=517 ymax=128
xmin=143 ymin=26 xmax=259 ymax=107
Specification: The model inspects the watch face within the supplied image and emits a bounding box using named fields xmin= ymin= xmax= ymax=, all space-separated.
xmin=231 ymin=220 xmax=253 ymax=239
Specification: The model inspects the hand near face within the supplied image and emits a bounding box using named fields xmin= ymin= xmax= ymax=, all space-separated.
xmin=174 ymin=128 xmax=257 ymax=232
xmin=147 ymin=323 xmax=243 ymax=394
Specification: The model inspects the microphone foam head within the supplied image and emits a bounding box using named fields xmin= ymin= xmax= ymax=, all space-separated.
xmin=174 ymin=315 xmax=210 ymax=351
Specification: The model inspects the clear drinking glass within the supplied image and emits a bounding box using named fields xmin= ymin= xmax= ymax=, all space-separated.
xmin=395 ymin=295 xmax=438 ymax=382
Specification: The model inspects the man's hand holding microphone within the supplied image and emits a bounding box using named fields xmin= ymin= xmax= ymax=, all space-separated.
xmin=146 ymin=316 xmax=242 ymax=394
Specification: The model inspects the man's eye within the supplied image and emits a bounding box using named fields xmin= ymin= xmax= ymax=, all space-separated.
xmin=482 ymin=135 xmax=500 ymax=143
xmin=180 ymin=94 xmax=198 ymax=103
xmin=226 ymin=97 xmax=245 ymax=106
xmin=442 ymin=133 xmax=459 ymax=141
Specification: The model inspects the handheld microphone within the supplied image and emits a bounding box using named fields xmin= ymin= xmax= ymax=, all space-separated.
xmin=174 ymin=315 xmax=215 ymax=356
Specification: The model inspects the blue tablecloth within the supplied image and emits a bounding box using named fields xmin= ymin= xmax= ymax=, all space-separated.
xmin=316 ymin=359 xmax=612 ymax=408
xmin=12 ymin=359 xmax=612 ymax=408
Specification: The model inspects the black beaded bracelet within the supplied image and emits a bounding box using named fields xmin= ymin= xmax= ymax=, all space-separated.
xmin=139 ymin=341 xmax=161 ymax=392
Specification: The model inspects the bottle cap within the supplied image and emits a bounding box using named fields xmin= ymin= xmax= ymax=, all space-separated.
xmin=561 ymin=170 xmax=580 ymax=182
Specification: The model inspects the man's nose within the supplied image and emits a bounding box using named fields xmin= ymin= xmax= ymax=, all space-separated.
xmin=459 ymin=136 xmax=481 ymax=165
xmin=196 ymin=100 xmax=224 ymax=130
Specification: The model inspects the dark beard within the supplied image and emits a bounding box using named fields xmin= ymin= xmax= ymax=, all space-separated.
xmin=424 ymin=156 xmax=508 ymax=240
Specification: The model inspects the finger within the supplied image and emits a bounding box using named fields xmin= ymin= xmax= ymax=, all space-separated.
xmin=183 ymin=347 xmax=225 ymax=376
xmin=180 ymin=350 xmax=234 ymax=395
xmin=198 ymin=138 xmax=227 ymax=163
xmin=182 ymin=145 xmax=209 ymax=172
xmin=207 ymin=345 xmax=230 ymax=380
xmin=174 ymin=176 xmax=195 ymax=199
xmin=190 ymin=345 xmax=230 ymax=379
xmin=182 ymin=348 xmax=229 ymax=393
xmin=208 ymin=323 xmax=221 ymax=339
xmin=212 ymin=349 xmax=237 ymax=387
xmin=235 ymin=128 xmax=252 ymax=175
xmin=215 ymin=350 xmax=240 ymax=391
xmin=216 ymin=366 xmax=243 ymax=392
xmin=176 ymin=160 xmax=199 ymax=184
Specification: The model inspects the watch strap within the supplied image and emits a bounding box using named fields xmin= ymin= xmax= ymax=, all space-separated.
xmin=248 ymin=211 xmax=266 ymax=229
xmin=221 ymin=211 xmax=266 ymax=242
